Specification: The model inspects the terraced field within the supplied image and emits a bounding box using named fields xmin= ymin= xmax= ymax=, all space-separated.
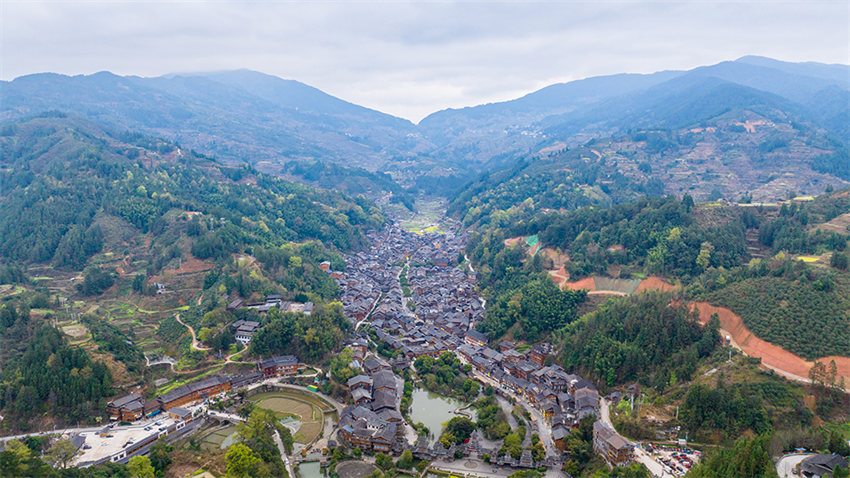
xmin=249 ymin=392 xmax=327 ymax=444
xmin=199 ymin=424 xmax=239 ymax=451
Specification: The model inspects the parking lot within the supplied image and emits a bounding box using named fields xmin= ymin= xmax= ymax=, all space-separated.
xmin=71 ymin=404 xmax=206 ymax=466
xmin=637 ymin=443 xmax=701 ymax=478
xmin=73 ymin=415 xmax=179 ymax=465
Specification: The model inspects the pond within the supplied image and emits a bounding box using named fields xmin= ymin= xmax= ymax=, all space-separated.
xmin=296 ymin=461 xmax=324 ymax=478
xmin=408 ymin=388 xmax=475 ymax=444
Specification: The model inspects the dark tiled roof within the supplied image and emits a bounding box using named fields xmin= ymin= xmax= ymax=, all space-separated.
xmin=109 ymin=392 xmax=143 ymax=409
xmin=260 ymin=355 xmax=298 ymax=369
xmin=158 ymin=375 xmax=230 ymax=403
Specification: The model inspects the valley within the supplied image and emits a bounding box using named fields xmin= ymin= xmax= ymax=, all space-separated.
xmin=0 ymin=54 xmax=849 ymax=478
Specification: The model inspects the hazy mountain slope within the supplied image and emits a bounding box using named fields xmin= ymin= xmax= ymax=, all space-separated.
xmin=421 ymin=57 xmax=849 ymax=167
xmin=0 ymin=70 xmax=431 ymax=172
xmin=449 ymin=105 xmax=849 ymax=228
xmin=1 ymin=57 xmax=846 ymax=193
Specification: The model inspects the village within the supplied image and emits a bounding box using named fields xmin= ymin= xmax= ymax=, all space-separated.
xmin=0 ymin=221 xmax=694 ymax=478
xmin=332 ymin=223 xmax=647 ymax=476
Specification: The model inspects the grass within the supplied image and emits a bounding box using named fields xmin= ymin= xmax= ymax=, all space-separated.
xmin=0 ymin=285 xmax=27 ymax=297
xmin=797 ymin=255 xmax=820 ymax=263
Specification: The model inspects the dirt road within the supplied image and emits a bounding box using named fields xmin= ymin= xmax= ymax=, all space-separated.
xmin=693 ymin=302 xmax=850 ymax=389
xmin=174 ymin=313 xmax=210 ymax=351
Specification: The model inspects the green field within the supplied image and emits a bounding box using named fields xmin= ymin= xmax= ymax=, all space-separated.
xmin=390 ymin=196 xmax=452 ymax=234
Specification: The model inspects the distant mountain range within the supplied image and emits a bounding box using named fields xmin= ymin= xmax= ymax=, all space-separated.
xmin=2 ymin=56 xmax=848 ymax=199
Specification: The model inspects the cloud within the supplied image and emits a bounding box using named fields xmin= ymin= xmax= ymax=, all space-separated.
xmin=2 ymin=0 xmax=848 ymax=121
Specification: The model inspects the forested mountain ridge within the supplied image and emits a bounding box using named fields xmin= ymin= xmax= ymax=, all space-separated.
xmin=0 ymin=113 xmax=386 ymax=431
xmin=422 ymin=56 xmax=849 ymax=167
xmin=3 ymin=57 xmax=847 ymax=199
xmin=448 ymin=104 xmax=848 ymax=229
xmin=0 ymin=70 xmax=431 ymax=173
xmin=0 ymin=113 xmax=383 ymax=269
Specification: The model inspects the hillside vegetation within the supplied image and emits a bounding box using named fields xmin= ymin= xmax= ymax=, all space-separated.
xmin=561 ymin=293 xmax=718 ymax=388
xmin=0 ymin=114 xmax=386 ymax=429
xmin=699 ymin=268 xmax=850 ymax=360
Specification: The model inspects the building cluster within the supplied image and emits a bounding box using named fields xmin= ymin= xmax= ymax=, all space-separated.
xmin=338 ymin=353 xmax=405 ymax=453
xmin=225 ymin=296 xmax=314 ymax=344
xmin=331 ymin=224 xmax=619 ymax=469
xmin=405 ymin=264 xmax=483 ymax=335
xmin=336 ymin=225 xmax=479 ymax=329
xmin=107 ymin=355 xmax=303 ymax=422
xmin=456 ymin=340 xmax=601 ymax=445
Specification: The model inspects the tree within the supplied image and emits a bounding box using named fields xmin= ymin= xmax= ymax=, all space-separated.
xmin=128 ymin=455 xmax=156 ymax=478
xmin=225 ymin=443 xmax=265 ymax=478
xmin=696 ymin=241 xmax=714 ymax=270
xmin=396 ymin=449 xmax=413 ymax=469
xmin=375 ymin=453 xmax=394 ymax=471
xmin=828 ymin=429 xmax=850 ymax=457
xmin=0 ymin=440 xmax=33 ymax=477
xmin=444 ymin=416 xmax=476 ymax=444
xmin=149 ymin=440 xmax=173 ymax=477
xmin=831 ymin=251 xmax=849 ymax=271
xmin=46 ymin=438 xmax=79 ymax=469
xmin=688 ymin=434 xmax=777 ymax=478
xmin=682 ymin=194 xmax=695 ymax=212
xmin=235 ymin=408 xmax=280 ymax=464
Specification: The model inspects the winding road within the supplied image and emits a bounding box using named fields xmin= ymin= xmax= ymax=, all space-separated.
xmin=174 ymin=313 xmax=210 ymax=351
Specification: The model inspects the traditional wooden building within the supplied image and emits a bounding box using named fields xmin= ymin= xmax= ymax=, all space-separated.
xmin=593 ymin=421 xmax=634 ymax=467
xmin=107 ymin=392 xmax=145 ymax=422
xmin=157 ymin=375 xmax=231 ymax=410
xmin=259 ymin=355 xmax=302 ymax=377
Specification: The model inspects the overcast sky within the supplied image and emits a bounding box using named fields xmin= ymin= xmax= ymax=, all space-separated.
xmin=2 ymin=1 xmax=848 ymax=121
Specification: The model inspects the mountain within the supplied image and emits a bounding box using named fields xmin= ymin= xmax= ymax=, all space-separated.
xmin=421 ymin=56 xmax=850 ymax=170
xmin=0 ymin=70 xmax=432 ymax=174
xmin=0 ymin=114 xmax=381 ymax=431
xmin=2 ymin=57 xmax=848 ymax=197
xmin=0 ymin=113 xmax=383 ymax=267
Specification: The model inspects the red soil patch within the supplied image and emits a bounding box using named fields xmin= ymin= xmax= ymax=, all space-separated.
xmin=168 ymin=257 xmax=214 ymax=274
xmin=692 ymin=302 xmax=850 ymax=385
xmin=548 ymin=266 xmax=569 ymax=285
xmin=504 ymin=237 xmax=523 ymax=247
xmin=565 ymin=277 xmax=595 ymax=291
xmin=635 ymin=277 xmax=677 ymax=293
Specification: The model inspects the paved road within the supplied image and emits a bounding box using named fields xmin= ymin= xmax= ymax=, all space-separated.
xmin=273 ymin=429 xmax=296 ymax=478
xmin=600 ymin=398 xmax=612 ymax=427
xmin=776 ymin=453 xmax=813 ymax=478
xmin=495 ymin=395 xmax=519 ymax=429
xmin=207 ymin=410 xmax=245 ymax=423
xmin=600 ymin=398 xmax=674 ymax=478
